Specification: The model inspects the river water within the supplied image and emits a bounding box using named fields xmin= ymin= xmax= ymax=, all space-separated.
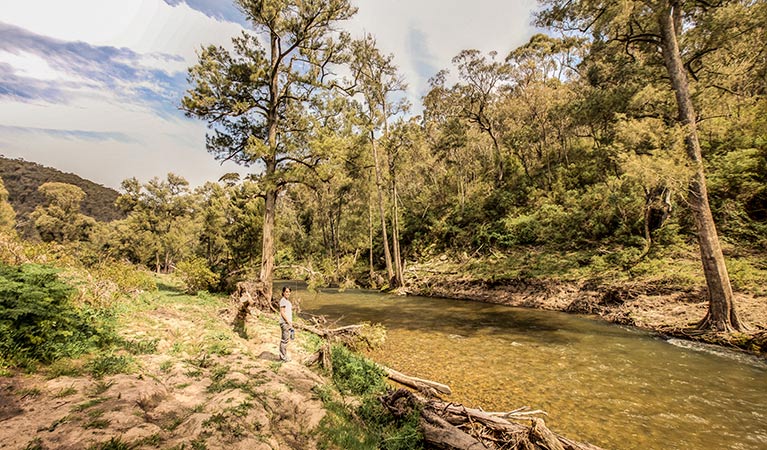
xmin=295 ymin=287 xmax=767 ymax=450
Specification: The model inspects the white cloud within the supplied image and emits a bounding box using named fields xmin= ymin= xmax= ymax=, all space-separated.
xmin=0 ymin=50 xmax=77 ymax=81
xmin=0 ymin=0 xmax=248 ymax=188
xmin=1 ymin=0 xmax=243 ymax=72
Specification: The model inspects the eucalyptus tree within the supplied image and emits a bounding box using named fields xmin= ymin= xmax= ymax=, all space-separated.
xmin=115 ymin=174 xmax=198 ymax=273
xmin=451 ymin=50 xmax=512 ymax=185
xmin=503 ymin=34 xmax=582 ymax=187
xmin=422 ymin=72 xmax=492 ymax=215
xmin=183 ymin=0 xmax=356 ymax=301
xmin=31 ymin=182 xmax=96 ymax=243
xmin=196 ymin=181 xmax=232 ymax=268
xmin=349 ymin=34 xmax=409 ymax=287
xmin=538 ymin=0 xmax=760 ymax=331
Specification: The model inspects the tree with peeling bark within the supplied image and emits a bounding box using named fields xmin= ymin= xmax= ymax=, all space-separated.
xmin=182 ymin=0 xmax=356 ymax=302
xmin=537 ymin=0 xmax=763 ymax=332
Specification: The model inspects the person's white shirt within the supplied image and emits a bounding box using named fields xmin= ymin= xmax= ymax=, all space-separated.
xmin=279 ymin=296 xmax=292 ymax=326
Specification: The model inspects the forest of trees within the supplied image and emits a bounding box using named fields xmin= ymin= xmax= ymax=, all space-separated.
xmin=3 ymin=0 xmax=765 ymax=333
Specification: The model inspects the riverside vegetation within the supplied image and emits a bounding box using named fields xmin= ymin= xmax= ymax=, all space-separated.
xmin=0 ymin=236 xmax=424 ymax=449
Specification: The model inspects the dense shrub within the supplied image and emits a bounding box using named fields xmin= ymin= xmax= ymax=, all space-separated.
xmin=175 ymin=257 xmax=220 ymax=294
xmin=0 ymin=263 xmax=108 ymax=367
xmin=330 ymin=344 xmax=387 ymax=396
xmin=70 ymin=260 xmax=157 ymax=307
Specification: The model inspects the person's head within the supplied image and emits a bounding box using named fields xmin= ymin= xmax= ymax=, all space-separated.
xmin=282 ymin=286 xmax=291 ymax=297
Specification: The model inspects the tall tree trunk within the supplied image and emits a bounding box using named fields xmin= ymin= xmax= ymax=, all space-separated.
xmin=371 ymin=132 xmax=395 ymax=283
xmin=487 ymin=126 xmax=504 ymax=185
xmin=391 ymin=175 xmax=403 ymax=288
xmin=657 ymin=2 xmax=743 ymax=332
xmin=260 ymin=187 xmax=276 ymax=302
xmin=259 ymin=30 xmax=280 ymax=303
xmin=368 ymin=191 xmax=375 ymax=283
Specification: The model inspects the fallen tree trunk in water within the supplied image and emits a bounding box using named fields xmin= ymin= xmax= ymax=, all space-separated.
xmin=383 ymin=366 xmax=452 ymax=396
xmin=297 ymin=323 xmax=365 ymax=339
xmin=297 ymin=315 xmax=386 ymax=351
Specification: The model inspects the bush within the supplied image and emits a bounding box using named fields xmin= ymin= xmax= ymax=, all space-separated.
xmin=318 ymin=346 xmax=423 ymax=450
xmin=500 ymin=213 xmax=540 ymax=245
xmin=330 ymin=345 xmax=386 ymax=396
xmin=87 ymin=352 xmax=133 ymax=378
xmin=69 ymin=261 xmax=157 ymax=308
xmin=94 ymin=261 xmax=157 ymax=294
xmin=0 ymin=263 xmax=107 ymax=367
xmin=175 ymin=258 xmax=219 ymax=294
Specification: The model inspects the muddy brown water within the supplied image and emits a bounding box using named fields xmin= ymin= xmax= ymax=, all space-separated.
xmin=295 ymin=287 xmax=767 ymax=450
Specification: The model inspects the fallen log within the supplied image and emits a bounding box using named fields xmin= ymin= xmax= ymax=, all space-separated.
xmin=298 ymin=323 xmax=365 ymax=339
xmin=297 ymin=317 xmax=386 ymax=351
xmin=383 ymin=366 xmax=452 ymax=396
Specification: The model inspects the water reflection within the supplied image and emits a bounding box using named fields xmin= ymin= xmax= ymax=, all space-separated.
xmin=298 ymin=288 xmax=767 ymax=450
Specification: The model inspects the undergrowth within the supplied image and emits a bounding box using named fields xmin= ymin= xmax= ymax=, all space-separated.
xmin=0 ymin=263 xmax=111 ymax=369
xmin=316 ymin=345 xmax=423 ymax=450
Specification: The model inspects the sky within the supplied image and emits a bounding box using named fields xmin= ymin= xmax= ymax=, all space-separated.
xmin=0 ymin=0 xmax=539 ymax=190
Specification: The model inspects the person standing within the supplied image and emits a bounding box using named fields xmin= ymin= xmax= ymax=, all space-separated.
xmin=278 ymin=286 xmax=294 ymax=362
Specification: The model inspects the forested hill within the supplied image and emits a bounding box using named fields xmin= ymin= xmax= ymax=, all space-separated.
xmin=0 ymin=156 xmax=124 ymax=229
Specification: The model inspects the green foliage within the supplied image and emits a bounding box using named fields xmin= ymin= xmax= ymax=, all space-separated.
xmin=175 ymin=258 xmax=220 ymax=294
xmin=31 ymin=182 xmax=98 ymax=243
xmin=0 ymin=177 xmax=16 ymax=234
xmin=0 ymin=263 xmax=107 ymax=366
xmin=120 ymin=338 xmax=159 ymax=355
xmin=86 ymin=436 xmax=137 ymax=450
xmin=93 ymin=261 xmax=157 ymax=294
xmin=86 ymin=352 xmax=133 ymax=378
xmin=356 ymin=395 xmax=423 ymax=450
xmin=330 ymin=345 xmax=386 ymax=396
xmin=317 ymin=399 xmax=385 ymax=450
xmin=111 ymin=174 xmax=200 ymax=274
xmin=71 ymin=261 xmax=158 ymax=308
xmin=318 ymin=347 xmax=422 ymax=450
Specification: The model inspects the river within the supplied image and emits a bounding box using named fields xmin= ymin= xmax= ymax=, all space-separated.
xmin=294 ymin=287 xmax=767 ymax=450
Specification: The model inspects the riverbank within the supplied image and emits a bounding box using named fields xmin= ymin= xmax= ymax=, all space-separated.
xmin=0 ymin=284 xmax=329 ymax=450
xmin=405 ymin=251 xmax=767 ymax=355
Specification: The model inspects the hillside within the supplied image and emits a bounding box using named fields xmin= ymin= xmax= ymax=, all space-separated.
xmin=0 ymin=157 xmax=124 ymax=235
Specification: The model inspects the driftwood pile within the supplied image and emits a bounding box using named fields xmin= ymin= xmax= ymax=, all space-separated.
xmin=230 ymin=283 xmax=604 ymax=450
xmin=381 ymin=389 xmax=603 ymax=450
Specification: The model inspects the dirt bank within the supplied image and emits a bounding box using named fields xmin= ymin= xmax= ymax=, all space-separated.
xmin=409 ymin=275 xmax=767 ymax=355
xmin=0 ymin=297 xmax=326 ymax=450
